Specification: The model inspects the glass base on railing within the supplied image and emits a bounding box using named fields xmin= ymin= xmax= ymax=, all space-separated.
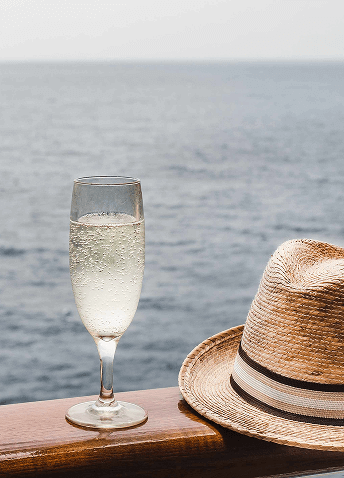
xmin=66 ymin=400 xmax=148 ymax=429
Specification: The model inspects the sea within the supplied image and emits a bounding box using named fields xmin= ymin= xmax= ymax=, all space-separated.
xmin=1 ymin=61 xmax=344 ymax=415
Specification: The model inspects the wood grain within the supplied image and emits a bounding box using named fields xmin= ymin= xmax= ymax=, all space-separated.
xmin=0 ymin=387 xmax=344 ymax=477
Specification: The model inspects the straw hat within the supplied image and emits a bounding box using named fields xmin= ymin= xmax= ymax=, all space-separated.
xmin=179 ymin=239 xmax=344 ymax=450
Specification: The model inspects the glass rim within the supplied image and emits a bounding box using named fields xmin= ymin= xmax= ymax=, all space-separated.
xmin=74 ymin=176 xmax=141 ymax=185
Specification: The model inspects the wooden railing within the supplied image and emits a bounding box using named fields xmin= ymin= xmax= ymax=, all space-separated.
xmin=1 ymin=387 xmax=344 ymax=477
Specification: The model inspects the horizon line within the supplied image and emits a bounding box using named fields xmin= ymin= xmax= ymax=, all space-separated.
xmin=1 ymin=57 xmax=344 ymax=63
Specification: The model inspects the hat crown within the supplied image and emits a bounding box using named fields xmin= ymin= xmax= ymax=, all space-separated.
xmin=241 ymin=239 xmax=344 ymax=384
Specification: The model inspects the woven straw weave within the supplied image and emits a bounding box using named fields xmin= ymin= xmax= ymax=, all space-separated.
xmin=242 ymin=239 xmax=344 ymax=383
xmin=179 ymin=239 xmax=344 ymax=450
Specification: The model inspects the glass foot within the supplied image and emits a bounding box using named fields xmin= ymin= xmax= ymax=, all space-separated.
xmin=66 ymin=400 xmax=148 ymax=429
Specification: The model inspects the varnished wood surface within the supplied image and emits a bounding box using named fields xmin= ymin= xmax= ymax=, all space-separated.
xmin=0 ymin=387 xmax=344 ymax=477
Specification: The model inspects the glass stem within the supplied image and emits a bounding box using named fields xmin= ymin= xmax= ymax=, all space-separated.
xmin=95 ymin=338 xmax=118 ymax=407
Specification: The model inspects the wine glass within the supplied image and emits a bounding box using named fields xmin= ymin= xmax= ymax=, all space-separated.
xmin=66 ymin=176 xmax=147 ymax=429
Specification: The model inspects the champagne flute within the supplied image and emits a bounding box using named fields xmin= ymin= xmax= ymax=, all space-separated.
xmin=66 ymin=176 xmax=147 ymax=429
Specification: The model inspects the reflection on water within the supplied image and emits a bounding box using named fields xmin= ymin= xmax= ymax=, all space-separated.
xmin=1 ymin=62 xmax=344 ymax=408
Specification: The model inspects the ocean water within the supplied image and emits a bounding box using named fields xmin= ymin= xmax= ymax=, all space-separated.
xmin=1 ymin=61 xmax=344 ymax=411
xmin=307 ymin=473 xmax=344 ymax=478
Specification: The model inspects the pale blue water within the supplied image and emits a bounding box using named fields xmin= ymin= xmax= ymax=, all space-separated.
xmin=307 ymin=473 xmax=344 ymax=478
xmin=1 ymin=61 xmax=344 ymax=419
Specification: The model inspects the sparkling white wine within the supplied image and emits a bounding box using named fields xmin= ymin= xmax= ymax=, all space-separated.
xmin=69 ymin=213 xmax=145 ymax=338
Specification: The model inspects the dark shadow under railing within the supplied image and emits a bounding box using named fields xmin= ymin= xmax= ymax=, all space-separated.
xmin=1 ymin=387 xmax=344 ymax=477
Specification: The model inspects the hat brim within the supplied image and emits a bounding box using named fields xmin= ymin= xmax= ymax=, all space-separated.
xmin=178 ymin=325 xmax=344 ymax=451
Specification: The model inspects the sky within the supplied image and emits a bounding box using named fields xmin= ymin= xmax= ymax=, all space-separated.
xmin=0 ymin=0 xmax=343 ymax=61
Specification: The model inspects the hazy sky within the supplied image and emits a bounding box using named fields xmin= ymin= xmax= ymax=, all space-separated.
xmin=0 ymin=0 xmax=343 ymax=61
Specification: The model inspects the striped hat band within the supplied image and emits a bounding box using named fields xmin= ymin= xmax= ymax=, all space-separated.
xmin=231 ymin=343 xmax=344 ymax=425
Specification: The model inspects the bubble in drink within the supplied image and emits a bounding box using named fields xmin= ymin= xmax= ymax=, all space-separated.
xmin=69 ymin=213 xmax=145 ymax=338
